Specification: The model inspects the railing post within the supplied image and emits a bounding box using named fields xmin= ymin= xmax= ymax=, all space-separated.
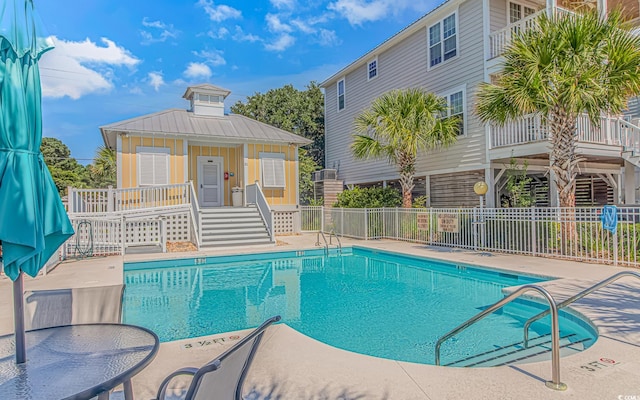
xmin=530 ymin=206 xmax=537 ymax=256
xmin=364 ymin=208 xmax=369 ymax=240
xmin=120 ymin=215 xmax=126 ymax=255
xmin=67 ymin=186 xmax=74 ymax=213
xmin=107 ymin=185 xmax=114 ymax=213
xmin=321 ymin=206 xmax=325 ymax=232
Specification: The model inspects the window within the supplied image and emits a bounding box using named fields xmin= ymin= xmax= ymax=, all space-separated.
xmin=509 ymin=2 xmax=536 ymax=24
xmin=260 ymin=152 xmax=286 ymax=188
xmin=429 ymin=13 xmax=457 ymax=68
xmin=441 ymin=89 xmax=465 ymax=135
xmin=137 ymin=147 xmax=170 ymax=186
xmin=196 ymin=94 xmax=222 ymax=103
xmin=368 ymin=58 xmax=378 ymax=80
xmin=337 ymin=78 xmax=345 ymax=111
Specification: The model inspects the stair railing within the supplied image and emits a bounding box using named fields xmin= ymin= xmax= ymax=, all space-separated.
xmin=435 ymin=285 xmax=566 ymax=391
xmin=246 ymin=182 xmax=274 ymax=242
xmin=188 ymin=181 xmax=202 ymax=249
xmin=618 ymin=118 xmax=640 ymax=154
xmin=316 ymin=231 xmax=329 ymax=255
xmin=328 ymin=230 xmax=342 ymax=254
xmin=523 ymin=271 xmax=640 ymax=348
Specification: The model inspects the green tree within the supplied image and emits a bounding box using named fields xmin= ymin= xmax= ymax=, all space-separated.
xmin=476 ymin=10 xmax=640 ymax=207
xmin=88 ymin=146 xmax=116 ymax=188
xmin=298 ymin=148 xmax=321 ymax=205
xmin=231 ymin=82 xmax=325 ymax=166
xmin=351 ymin=88 xmax=459 ymax=208
xmin=40 ymin=137 xmax=89 ymax=195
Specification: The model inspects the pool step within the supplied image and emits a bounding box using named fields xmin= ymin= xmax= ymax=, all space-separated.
xmin=444 ymin=333 xmax=590 ymax=367
xmin=200 ymin=206 xmax=273 ymax=248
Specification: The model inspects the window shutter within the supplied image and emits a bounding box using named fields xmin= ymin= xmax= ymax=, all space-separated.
xmin=138 ymin=153 xmax=155 ymax=186
xmin=154 ymin=152 xmax=169 ymax=185
xmin=260 ymin=153 xmax=286 ymax=188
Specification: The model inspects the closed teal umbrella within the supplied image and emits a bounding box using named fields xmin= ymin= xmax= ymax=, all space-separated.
xmin=0 ymin=1 xmax=74 ymax=363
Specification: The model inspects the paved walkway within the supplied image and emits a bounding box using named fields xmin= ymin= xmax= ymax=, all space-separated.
xmin=1 ymin=234 xmax=639 ymax=400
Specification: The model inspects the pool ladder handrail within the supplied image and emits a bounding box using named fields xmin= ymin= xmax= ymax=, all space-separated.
xmin=328 ymin=230 xmax=342 ymax=254
xmin=316 ymin=230 xmax=342 ymax=255
xmin=434 ymin=284 xmax=566 ymax=391
xmin=523 ymin=271 xmax=640 ymax=348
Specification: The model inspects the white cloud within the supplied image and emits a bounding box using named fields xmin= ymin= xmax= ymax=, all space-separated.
xmin=327 ymin=0 xmax=387 ymax=25
xmin=270 ymin=0 xmax=296 ymax=9
xmin=197 ymin=0 xmax=242 ymax=22
xmin=184 ymin=62 xmax=212 ymax=80
xmin=148 ymin=72 xmax=165 ymax=91
xmin=317 ymin=29 xmax=341 ymax=46
xmin=232 ymin=26 xmax=261 ymax=43
xmin=207 ymin=27 xmax=229 ymax=39
xmin=291 ymin=19 xmax=315 ymax=34
xmin=327 ymin=0 xmax=433 ymax=25
xmin=266 ymin=13 xmax=292 ymax=33
xmin=39 ymin=36 xmax=140 ymax=99
xmin=264 ymin=34 xmax=295 ymax=52
xmin=193 ymin=49 xmax=226 ymax=66
xmin=140 ymin=17 xmax=179 ymax=44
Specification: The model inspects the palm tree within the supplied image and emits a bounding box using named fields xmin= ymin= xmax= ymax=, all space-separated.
xmin=476 ymin=10 xmax=640 ymax=207
xmin=90 ymin=145 xmax=116 ymax=187
xmin=352 ymin=88 xmax=460 ymax=208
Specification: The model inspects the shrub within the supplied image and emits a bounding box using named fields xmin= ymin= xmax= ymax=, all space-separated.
xmin=334 ymin=186 xmax=402 ymax=208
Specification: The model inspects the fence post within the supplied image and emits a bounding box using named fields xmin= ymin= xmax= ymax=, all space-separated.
xmin=429 ymin=208 xmax=433 ymax=244
xmin=341 ymin=207 xmax=344 ymax=236
xmin=67 ymin=186 xmax=74 ymax=213
xmin=613 ymin=230 xmax=619 ymax=266
xmin=395 ymin=207 xmax=399 ymax=239
xmin=321 ymin=206 xmax=325 ymax=233
xmin=120 ymin=215 xmax=126 ymax=255
xmin=107 ymin=186 xmax=114 ymax=213
xmin=364 ymin=208 xmax=369 ymax=240
xmin=530 ymin=206 xmax=537 ymax=256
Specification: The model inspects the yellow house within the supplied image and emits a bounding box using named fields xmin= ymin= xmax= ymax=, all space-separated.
xmin=100 ymin=84 xmax=311 ymax=210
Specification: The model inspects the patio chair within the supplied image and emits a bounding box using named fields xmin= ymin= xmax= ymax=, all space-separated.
xmin=155 ymin=315 xmax=281 ymax=400
xmin=23 ymin=284 xmax=125 ymax=330
xmin=24 ymin=284 xmax=129 ymax=400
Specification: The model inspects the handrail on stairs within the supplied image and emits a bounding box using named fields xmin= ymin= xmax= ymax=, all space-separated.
xmin=523 ymin=271 xmax=640 ymax=348
xmin=435 ymin=284 xmax=566 ymax=391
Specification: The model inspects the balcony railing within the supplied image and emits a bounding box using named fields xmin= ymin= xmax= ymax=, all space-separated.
xmin=490 ymin=114 xmax=640 ymax=150
xmin=489 ymin=7 xmax=573 ymax=59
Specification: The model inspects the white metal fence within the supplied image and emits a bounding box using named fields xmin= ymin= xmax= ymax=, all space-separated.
xmin=301 ymin=206 xmax=640 ymax=267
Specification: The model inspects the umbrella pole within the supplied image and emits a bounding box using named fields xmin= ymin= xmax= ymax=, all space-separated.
xmin=13 ymin=272 xmax=26 ymax=364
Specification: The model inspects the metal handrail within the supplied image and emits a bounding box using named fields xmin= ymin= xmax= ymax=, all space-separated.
xmin=435 ymin=284 xmax=566 ymax=391
xmin=328 ymin=230 xmax=342 ymax=253
xmin=316 ymin=231 xmax=329 ymax=255
xmin=524 ymin=271 xmax=640 ymax=348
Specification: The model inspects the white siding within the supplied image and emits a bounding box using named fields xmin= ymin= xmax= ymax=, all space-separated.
xmin=324 ymin=0 xmax=487 ymax=185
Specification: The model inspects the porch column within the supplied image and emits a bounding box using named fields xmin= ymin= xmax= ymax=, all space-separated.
xmin=549 ymin=168 xmax=559 ymax=207
xmin=624 ymin=161 xmax=636 ymax=204
xmin=425 ymin=175 xmax=431 ymax=207
xmin=485 ymin=167 xmax=496 ymax=207
xmin=546 ymin=0 xmax=556 ymax=14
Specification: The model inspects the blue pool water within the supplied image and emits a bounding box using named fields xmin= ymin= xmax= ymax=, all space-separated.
xmin=123 ymin=247 xmax=597 ymax=365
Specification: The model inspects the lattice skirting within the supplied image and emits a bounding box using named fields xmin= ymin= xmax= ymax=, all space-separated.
xmin=273 ymin=211 xmax=298 ymax=234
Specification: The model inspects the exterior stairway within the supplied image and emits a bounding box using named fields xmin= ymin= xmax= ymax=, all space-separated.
xmin=200 ymin=206 xmax=273 ymax=248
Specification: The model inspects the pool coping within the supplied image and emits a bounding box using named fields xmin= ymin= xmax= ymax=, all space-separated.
xmin=4 ymin=234 xmax=640 ymax=399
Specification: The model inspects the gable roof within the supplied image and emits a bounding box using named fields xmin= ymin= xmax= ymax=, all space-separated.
xmin=100 ymin=109 xmax=312 ymax=149
xmin=320 ymin=0 xmax=456 ymax=87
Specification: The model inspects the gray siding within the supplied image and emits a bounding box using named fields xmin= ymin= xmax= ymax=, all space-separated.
xmin=325 ymin=0 xmax=487 ymax=185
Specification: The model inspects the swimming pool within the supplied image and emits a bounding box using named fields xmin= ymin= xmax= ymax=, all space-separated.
xmin=123 ymin=247 xmax=597 ymax=366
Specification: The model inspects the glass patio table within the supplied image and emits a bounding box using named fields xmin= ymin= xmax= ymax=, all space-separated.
xmin=0 ymin=323 xmax=159 ymax=400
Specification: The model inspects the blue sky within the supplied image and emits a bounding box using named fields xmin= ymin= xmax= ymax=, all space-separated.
xmin=36 ymin=0 xmax=441 ymax=164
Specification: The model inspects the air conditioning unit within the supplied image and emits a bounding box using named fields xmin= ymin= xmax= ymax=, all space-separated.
xmin=312 ymin=169 xmax=338 ymax=182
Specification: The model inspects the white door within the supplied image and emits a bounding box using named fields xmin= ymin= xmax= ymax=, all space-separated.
xmin=197 ymin=156 xmax=223 ymax=207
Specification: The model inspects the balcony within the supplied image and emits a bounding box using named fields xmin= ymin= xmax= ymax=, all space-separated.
xmin=489 ymin=114 xmax=640 ymax=151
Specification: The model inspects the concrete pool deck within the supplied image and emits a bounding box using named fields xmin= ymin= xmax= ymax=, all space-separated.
xmin=1 ymin=234 xmax=639 ymax=399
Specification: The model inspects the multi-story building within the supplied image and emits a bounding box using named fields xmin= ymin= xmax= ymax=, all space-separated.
xmin=321 ymin=0 xmax=640 ymax=207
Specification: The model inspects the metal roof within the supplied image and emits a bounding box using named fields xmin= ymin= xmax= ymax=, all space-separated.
xmin=100 ymin=108 xmax=312 ymax=149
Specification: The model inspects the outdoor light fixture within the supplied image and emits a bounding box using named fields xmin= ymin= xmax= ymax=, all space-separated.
xmin=473 ymin=181 xmax=488 ymax=209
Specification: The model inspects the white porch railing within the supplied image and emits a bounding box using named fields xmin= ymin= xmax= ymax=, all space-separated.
xmin=67 ymin=183 xmax=191 ymax=214
xmin=300 ymin=206 xmax=640 ymax=267
xmin=246 ymin=182 xmax=275 ymax=242
xmin=489 ymin=7 xmax=573 ymax=59
xmin=188 ymin=181 xmax=202 ymax=249
xmin=490 ymin=114 xmax=640 ymax=149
